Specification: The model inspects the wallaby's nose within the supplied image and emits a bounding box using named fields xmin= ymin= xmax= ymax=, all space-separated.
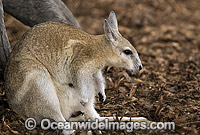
xmin=139 ymin=65 xmax=142 ymax=71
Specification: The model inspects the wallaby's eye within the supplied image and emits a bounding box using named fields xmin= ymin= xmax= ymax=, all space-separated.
xmin=123 ymin=49 xmax=133 ymax=55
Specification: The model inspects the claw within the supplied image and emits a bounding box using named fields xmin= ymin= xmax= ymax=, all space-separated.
xmin=98 ymin=93 xmax=106 ymax=102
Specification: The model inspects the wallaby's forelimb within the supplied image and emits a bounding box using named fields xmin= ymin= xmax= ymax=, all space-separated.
xmin=2 ymin=0 xmax=80 ymax=28
xmin=0 ymin=0 xmax=11 ymax=69
xmin=93 ymin=70 xmax=106 ymax=102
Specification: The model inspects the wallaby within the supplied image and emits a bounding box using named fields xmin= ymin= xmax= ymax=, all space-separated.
xmin=5 ymin=11 xmax=144 ymax=134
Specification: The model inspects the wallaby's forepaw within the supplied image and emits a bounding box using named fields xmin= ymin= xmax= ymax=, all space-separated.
xmin=98 ymin=92 xmax=106 ymax=102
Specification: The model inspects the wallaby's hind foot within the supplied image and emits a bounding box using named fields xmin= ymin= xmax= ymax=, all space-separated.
xmin=98 ymin=116 xmax=148 ymax=122
xmin=63 ymin=129 xmax=75 ymax=135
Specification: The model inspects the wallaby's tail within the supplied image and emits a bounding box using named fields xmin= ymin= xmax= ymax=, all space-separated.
xmin=0 ymin=0 xmax=11 ymax=70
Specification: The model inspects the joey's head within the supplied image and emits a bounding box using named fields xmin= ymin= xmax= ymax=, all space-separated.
xmin=104 ymin=11 xmax=142 ymax=73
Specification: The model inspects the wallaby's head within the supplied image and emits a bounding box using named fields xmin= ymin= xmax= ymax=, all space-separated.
xmin=104 ymin=11 xmax=142 ymax=73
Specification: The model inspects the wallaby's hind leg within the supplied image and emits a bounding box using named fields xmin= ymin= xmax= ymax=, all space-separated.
xmin=85 ymin=104 xmax=100 ymax=120
xmin=18 ymin=68 xmax=74 ymax=134
xmin=17 ymin=69 xmax=63 ymax=122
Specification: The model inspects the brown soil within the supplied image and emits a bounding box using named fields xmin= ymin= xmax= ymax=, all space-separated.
xmin=0 ymin=0 xmax=200 ymax=135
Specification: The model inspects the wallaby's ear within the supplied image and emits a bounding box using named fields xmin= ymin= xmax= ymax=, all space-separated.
xmin=104 ymin=19 xmax=117 ymax=42
xmin=107 ymin=11 xmax=118 ymax=31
